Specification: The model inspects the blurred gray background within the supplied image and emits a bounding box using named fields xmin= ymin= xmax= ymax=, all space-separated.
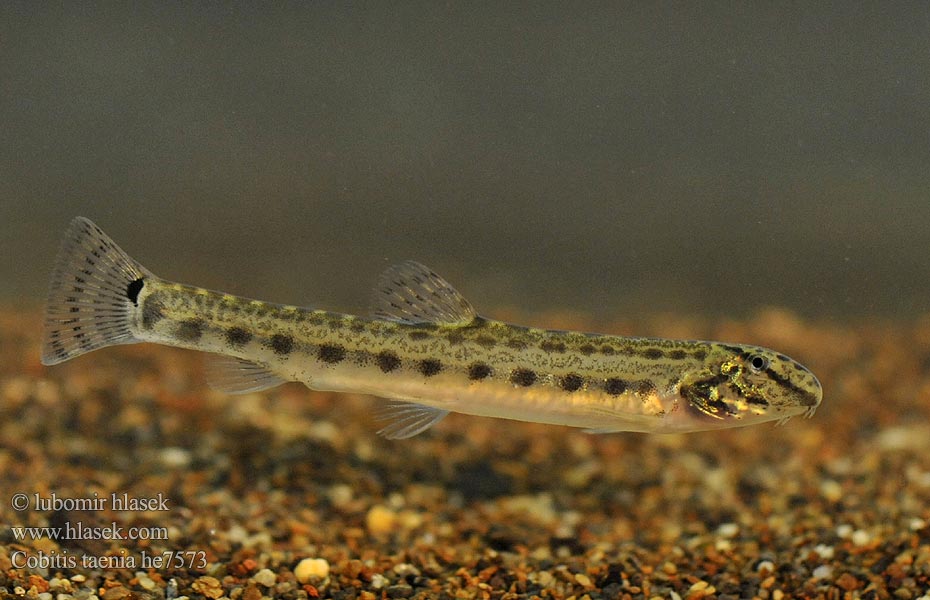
xmin=2 ymin=4 xmax=929 ymax=320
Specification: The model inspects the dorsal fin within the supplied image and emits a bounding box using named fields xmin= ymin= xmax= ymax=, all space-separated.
xmin=369 ymin=261 xmax=477 ymax=325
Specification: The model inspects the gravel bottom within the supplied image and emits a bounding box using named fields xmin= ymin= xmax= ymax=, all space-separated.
xmin=1 ymin=307 xmax=930 ymax=600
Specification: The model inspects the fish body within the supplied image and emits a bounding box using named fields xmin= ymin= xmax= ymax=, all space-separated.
xmin=42 ymin=217 xmax=822 ymax=438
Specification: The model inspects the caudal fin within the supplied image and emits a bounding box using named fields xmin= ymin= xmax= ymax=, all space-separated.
xmin=42 ymin=217 xmax=151 ymax=365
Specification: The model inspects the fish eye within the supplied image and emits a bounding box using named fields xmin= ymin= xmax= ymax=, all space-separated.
xmin=748 ymin=354 xmax=769 ymax=372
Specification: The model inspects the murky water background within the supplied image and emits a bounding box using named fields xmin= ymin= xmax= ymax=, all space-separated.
xmin=2 ymin=5 xmax=930 ymax=320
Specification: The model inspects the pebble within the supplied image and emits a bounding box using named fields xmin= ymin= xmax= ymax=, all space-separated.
xmin=851 ymin=529 xmax=871 ymax=546
xmin=327 ymin=484 xmax=353 ymax=507
xmin=159 ymin=447 xmax=192 ymax=468
xmin=716 ymin=523 xmax=739 ymax=538
xmin=812 ymin=565 xmax=833 ymax=579
xmin=366 ymin=505 xmax=397 ymax=536
xmin=190 ymin=577 xmax=223 ymax=600
xmin=820 ymin=479 xmax=843 ymax=502
xmin=251 ymin=569 xmax=277 ymax=588
xmin=756 ymin=560 xmax=775 ymax=574
xmin=134 ymin=572 xmax=156 ymax=591
xmin=295 ymin=558 xmax=330 ymax=583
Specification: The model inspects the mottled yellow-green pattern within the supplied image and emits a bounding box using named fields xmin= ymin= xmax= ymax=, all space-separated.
xmin=42 ymin=217 xmax=822 ymax=439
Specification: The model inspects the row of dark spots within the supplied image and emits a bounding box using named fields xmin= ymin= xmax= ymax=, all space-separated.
xmin=375 ymin=349 xmax=444 ymax=378
xmin=503 ymin=367 xmax=655 ymax=397
xmin=605 ymin=378 xmax=657 ymax=396
xmin=574 ymin=342 xmax=704 ymax=360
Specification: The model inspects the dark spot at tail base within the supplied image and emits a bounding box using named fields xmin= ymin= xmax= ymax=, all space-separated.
xmin=126 ymin=278 xmax=144 ymax=306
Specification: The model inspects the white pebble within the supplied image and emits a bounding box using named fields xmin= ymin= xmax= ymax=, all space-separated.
xmin=252 ymin=568 xmax=277 ymax=587
xmin=370 ymin=574 xmax=388 ymax=589
xmin=820 ymin=479 xmax=843 ymax=502
xmin=294 ymin=558 xmax=329 ymax=583
xmin=393 ymin=563 xmax=421 ymax=577
xmin=910 ymin=518 xmax=926 ymax=531
xmin=135 ymin=572 xmax=157 ymax=591
xmin=756 ymin=560 xmax=775 ymax=574
xmin=836 ymin=524 xmax=853 ymax=538
xmin=327 ymin=484 xmax=353 ymax=508
xmin=813 ymin=544 xmax=834 ymax=559
xmin=716 ymin=523 xmax=739 ymax=538
xmin=812 ymin=565 xmax=833 ymax=579
xmin=851 ymin=529 xmax=871 ymax=546
xmin=159 ymin=447 xmax=192 ymax=468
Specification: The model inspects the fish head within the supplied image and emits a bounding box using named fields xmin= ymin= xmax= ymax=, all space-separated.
xmin=677 ymin=344 xmax=822 ymax=428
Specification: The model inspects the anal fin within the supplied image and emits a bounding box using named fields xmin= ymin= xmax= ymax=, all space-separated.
xmin=375 ymin=400 xmax=450 ymax=439
xmin=206 ymin=355 xmax=288 ymax=394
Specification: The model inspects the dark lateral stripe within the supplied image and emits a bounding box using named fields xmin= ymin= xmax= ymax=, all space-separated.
xmin=764 ymin=367 xmax=817 ymax=404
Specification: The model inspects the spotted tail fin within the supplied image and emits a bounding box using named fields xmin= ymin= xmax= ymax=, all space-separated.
xmin=42 ymin=217 xmax=151 ymax=365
